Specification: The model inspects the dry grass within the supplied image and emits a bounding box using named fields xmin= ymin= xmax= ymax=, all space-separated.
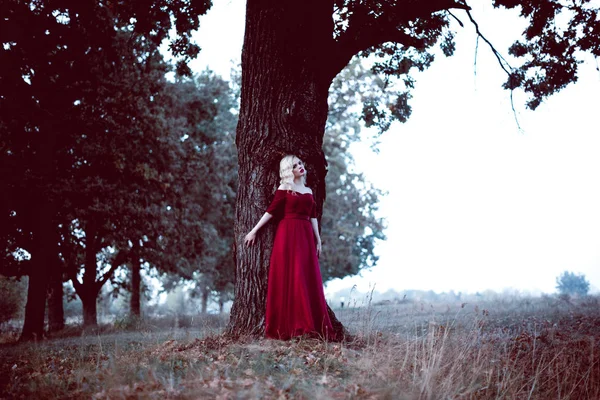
xmin=1 ymin=295 xmax=599 ymax=399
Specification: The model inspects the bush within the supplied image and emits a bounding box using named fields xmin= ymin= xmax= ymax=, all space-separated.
xmin=556 ymin=271 xmax=590 ymax=296
xmin=0 ymin=276 xmax=27 ymax=325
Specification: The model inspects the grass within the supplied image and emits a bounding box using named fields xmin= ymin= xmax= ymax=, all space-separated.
xmin=1 ymin=295 xmax=599 ymax=399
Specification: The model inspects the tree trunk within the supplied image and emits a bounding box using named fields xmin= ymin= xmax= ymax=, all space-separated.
xmin=70 ymin=242 xmax=126 ymax=328
xmin=227 ymin=0 xmax=345 ymax=338
xmin=201 ymin=286 xmax=209 ymax=314
xmin=81 ymin=292 xmax=98 ymax=327
xmin=130 ymin=259 xmax=141 ymax=317
xmin=47 ymin=257 xmax=65 ymax=332
xmin=78 ymin=222 xmax=100 ymax=328
xmin=20 ymin=246 xmax=49 ymax=341
xmin=20 ymin=120 xmax=57 ymax=341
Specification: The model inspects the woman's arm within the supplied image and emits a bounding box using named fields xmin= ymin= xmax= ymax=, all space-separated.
xmin=310 ymin=218 xmax=322 ymax=257
xmin=244 ymin=212 xmax=274 ymax=246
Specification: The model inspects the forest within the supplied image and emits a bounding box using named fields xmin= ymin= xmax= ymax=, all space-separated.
xmin=1 ymin=0 xmax=599 ymax=398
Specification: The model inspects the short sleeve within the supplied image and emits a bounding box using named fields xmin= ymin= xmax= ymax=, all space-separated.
xmin=310 ymin=197 xmax=317 ymax=219
xmin=266 ymin=190 xmax=286 ymax=216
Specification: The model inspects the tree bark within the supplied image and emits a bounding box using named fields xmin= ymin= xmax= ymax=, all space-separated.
xmin=130 ymin=259 xmax=141 ymax=317
xmin=81 ymin=291 xmax=98 ymax=327
xmin=47 ymin=256 xmax=65 ymax=332
xmin=78 ymin=222 xmax=100 ymax=328
xmin=201 ymin=286 xmax=209 ymax=314
xmin=20 ymin=244 xmax=49 ymax=341
xmin=227 ymin=0 xmax=344 ymax=338
xmin=20 ymin=119 xmax=57 ymax=341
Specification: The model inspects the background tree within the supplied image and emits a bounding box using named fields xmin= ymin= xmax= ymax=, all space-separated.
xmin=2 ymin=4 xmax=239 ymax=329
xmin=321 ymin=60 xmax=387 ymax=282
xmin=62 ymin=31 xmax=177 ymax=327
xmin=62 ymin=68 xmax=239 ymax=326
xmin=556 ymin=271 xmax=590 ymax=297
xmin=152 ymin=70 xmax=239 ymax=316
xmin=1 ymin=0 xmax=212 ymax=339
xmin=228 ymin=0 xmax=600 ymax=337
xmin=0 ymin=276 xmax=27 ymax=327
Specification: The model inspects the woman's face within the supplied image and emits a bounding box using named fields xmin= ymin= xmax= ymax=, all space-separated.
xmin=292 ymin=158 xmax=305 ymax=178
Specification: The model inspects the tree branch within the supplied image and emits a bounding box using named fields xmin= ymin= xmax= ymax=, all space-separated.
xmin=328 ymin=0 xmax=471 ymax=79
xmin=465 ymin=8 xmax=511 ymax=75
xmin=67 ymin=264 xmax=83 ymax=294
xmin=447 ymin=10 xmax=464 ymax=27
xmin=464 ymin=6 xmax=522 ymax=131
xmin=95 ymin=249 xmax=130 ymax=291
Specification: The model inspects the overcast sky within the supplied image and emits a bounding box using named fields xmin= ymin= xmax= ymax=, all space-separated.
xmin=191 ymin=0 xmax=600 ymax=296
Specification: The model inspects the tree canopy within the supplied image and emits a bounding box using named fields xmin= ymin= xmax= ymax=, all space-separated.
xmin=0 ymin=0 xmax=215 ymax=338
xmin=327 ymin=0 xmax=599 ymax=131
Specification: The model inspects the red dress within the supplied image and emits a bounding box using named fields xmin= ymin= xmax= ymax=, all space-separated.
xmin=264 ymin=190 xmax=336 ymax=340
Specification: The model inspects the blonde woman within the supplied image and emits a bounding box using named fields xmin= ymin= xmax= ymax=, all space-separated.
xmin=245 ymin=155 xmax=336 ymax=340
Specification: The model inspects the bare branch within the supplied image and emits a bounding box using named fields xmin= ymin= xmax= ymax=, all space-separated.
xmin=464 ymin=6 xmax=522 ymax=131
xmin=474 ymin=35 xmax=479 ymax=77
xmin=510 ymin=91 xmax=524 ymax=133
xmin=447 ymin=10 xmax=464 ymax=27
xmin=465 ymin=8 xmax=511 ymax=74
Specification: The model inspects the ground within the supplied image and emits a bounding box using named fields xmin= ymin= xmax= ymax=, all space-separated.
xmin=1 ymin=295 xmax=599 ymax=399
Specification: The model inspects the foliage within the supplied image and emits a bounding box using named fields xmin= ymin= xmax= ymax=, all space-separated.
xmin=328 ymin=0 xmax=600 ymax=132
xmin=0 ymin=0 xmax=213 ymax=258
xmin=157 ymin=70 xmax=238 ymax=307
xmin=0 ymin=0 xmax=239 ymax=330
xmin=328 ymin=1 xmax=462 ymax=132
xmin=0 ymin=0 xmax=214 ymax=334
xmin=320 ymin=59 xmax=387 ymax=282
xmin=496 ymin=0 xmax=600 ymax=109
xmin=59 ymin=68 xmax=240 ymax=324
xmin=0 ymin=276 xmax=26 ymax=325
xmin=0 ymin=0 xmax=233 ymax=326
xmin=556 ymin=270 xmax=590 ymax=296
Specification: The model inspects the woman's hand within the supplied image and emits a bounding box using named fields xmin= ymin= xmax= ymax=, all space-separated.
xmin=316 ymin=241 xmax=322 ymax=258
xmin=244 ymin=213 xmax=273 ymax=247
xmin=244 ymin=231 xmax=257 ymax=246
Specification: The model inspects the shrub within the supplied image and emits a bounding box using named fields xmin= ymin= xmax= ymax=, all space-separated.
xmin=556 ymin=271 xmax=590 ymax=296
xmin=0 ymin=276 xmax=27 ymax=325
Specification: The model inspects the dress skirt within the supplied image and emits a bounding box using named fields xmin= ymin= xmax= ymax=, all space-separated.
xmin=265 ymin=213 xmax=335 ymax=340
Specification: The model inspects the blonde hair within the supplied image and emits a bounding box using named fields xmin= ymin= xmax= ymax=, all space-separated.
xmin=279 ymin=154 xmax=305 ymax=188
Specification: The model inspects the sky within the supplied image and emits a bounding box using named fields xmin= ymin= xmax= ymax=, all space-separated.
xmin=190 ymin=0 xmax=600 ymax=296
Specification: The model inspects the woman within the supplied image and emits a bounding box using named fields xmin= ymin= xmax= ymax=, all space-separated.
xmin=245 ymin=155 xmax=336 ymax=340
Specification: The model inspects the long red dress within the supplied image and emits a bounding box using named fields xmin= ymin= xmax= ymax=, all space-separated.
xmin=264 ymin=189 xmax=336 ymax=340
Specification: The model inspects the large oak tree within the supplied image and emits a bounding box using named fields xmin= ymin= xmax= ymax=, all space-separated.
xmin=227 ymin=0 xmax=600 ymax=337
